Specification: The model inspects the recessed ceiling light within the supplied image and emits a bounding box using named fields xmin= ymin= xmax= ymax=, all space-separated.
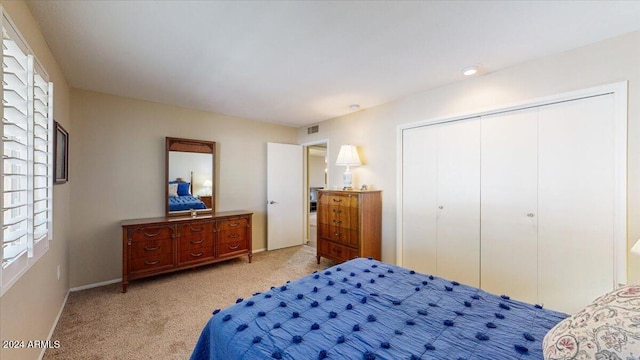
xmin=349 ymin=104 xmax=360 ymax=111
xmin=462 ymin=66 xmax=479 ymax=76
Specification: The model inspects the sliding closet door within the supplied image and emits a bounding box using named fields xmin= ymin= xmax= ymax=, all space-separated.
xmin=402 ymin=119 xmax=480 ymax=286
xmin=481 ymin=109 xmax=538 ymax=304
xmin=402 ymin=125 xmax=438 ymax=274
xmin=537 ymin=94 xmax=615 ymax=314
xmin=436 ymin=120 xmax=480 ymax=287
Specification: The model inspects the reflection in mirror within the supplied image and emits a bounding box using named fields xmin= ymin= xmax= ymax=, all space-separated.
xmin=166 ymin=137 xmax=216 ymax=216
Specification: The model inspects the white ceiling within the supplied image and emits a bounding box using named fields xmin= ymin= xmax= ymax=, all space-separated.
xmin=26 ymin=1 xmax=640 ymax=127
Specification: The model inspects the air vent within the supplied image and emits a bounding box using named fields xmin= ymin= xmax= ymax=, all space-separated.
xmin=307 ymin=125 xmax=319 ymax=134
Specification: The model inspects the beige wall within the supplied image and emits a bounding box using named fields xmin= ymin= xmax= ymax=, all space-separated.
xmin=0 ymin=1 xmax=72 ymax=360
xmin=308 ymin=154 xmax=326 ymax=188
xmin=298 ymin=31 xmax=640 ymax=284
xmin=69 ymin=89 xmax=298 ymax=287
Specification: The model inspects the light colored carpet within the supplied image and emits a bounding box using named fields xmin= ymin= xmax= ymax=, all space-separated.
xmin=44 ymin=245 xmax=333 ymax=359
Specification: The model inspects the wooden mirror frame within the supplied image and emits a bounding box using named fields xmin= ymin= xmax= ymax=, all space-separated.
xmin=166 ymin=137 xmax=216 ymax=217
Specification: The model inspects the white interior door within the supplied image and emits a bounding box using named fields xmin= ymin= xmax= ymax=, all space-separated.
xmin=436 ymin=119 xmax=480 ymax=287
xmin=401 ymin=119 xmax=480 ymax=286
xmin=481 ymin=108 xmax=539 ymax=304
xmin=401 ymin=125 xmax=438 ymax=274
xmin=537 ymin=94 xmax=615 ymax=313
xmin=267 ymin=142 xmax=304 ymax=250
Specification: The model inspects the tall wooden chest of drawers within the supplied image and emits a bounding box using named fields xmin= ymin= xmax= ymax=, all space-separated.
xmin=316 ymin=190 xmax=382 ymax=263
xmin=121 ymin=210 xmax=252 ymax=292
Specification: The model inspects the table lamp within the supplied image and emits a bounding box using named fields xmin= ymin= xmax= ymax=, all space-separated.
xmin=336 ymin=144 xmax=361 ymax=190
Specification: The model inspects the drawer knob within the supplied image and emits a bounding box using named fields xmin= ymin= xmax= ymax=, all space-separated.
xmin=190 ymin=239 xmax=204 ymax=244
xmin=228 ymin=243 xmax=240 ymax=250
xmin=143 ymin=230 xmax=162 ymax=237
xmin=144 ymin=259 xmax=160 ymax=265
xmin=332 ymin=247 xmax=342 ymax=254
xmin=333 ymin=198 xmax=342 ymax=202
xmin=190 ymin=252 xmax=203 ymax=257
xmin=143 ymin=246 xmax=161 ymax=251
xmin=228 ymin=234 xmax=240 ymax=239
xmin=228 ymin=223 xmax=239 ymax=227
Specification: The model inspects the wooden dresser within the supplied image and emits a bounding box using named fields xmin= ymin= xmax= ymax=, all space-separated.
xmin=316 ymin=190 xmax=382 ymax=263
xmin=121 ymin=210 xmax=252 ymax=292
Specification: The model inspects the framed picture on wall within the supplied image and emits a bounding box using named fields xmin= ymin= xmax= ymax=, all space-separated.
xmin=54 ymin=121 xmax=68 ymax=184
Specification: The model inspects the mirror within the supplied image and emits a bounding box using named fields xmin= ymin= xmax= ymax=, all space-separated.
xmin=166 ymin=137 xmax=216 ymax=216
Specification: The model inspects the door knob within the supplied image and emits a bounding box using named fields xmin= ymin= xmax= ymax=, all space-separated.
xmin=438 ymin=206 xmax=444 ymax=209
xmin=269 ymin=201 xmax=278 ymax=205
xmin=527 ymin=213 xmax=535 ymax=217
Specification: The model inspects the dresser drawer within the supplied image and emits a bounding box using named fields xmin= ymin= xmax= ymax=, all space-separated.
xmin=318 ymin=223 xmax=350 ymax=243
xmin=219 ymin=227 xmax=248 ymax=244
xmin=328 ymin=206 xmax=359 ymax=230
xmin=318 ymin=239 xmax=357 ymax=263
xmin=219 ymin=217 xmax=249 ymax=231
xmin=179 ymin=247 xmax=214 ymax=264
xmin=130 ymin=253 xmax=174 ymax=274
xmin=130 ymin=238 xmax=173 ymax=259
xmin=325 ymin=194 xmax=359 ymax=208
xmin=218 ymin=239 xmax=248 ymax=257
xmin=180 ymin=234 xmax=213 ymax=251
xmin=177 ymin=221 xmax=213 ymax=237
xmin=318 ymin=225 xmax=359 ymax=248
xmin=128 ymin=225 xmax=174 ymax=242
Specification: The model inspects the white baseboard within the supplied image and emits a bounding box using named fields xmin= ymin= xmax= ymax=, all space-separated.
xmin=39 ymin=289 xmax=70 ymax=360
xmin=70 ymin=278 xmax=121 ymax=292
xmin=253 ymin=248 xmax=266 ymax=253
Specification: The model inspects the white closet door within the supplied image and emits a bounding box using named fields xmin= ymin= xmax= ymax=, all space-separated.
xmin=401 ymin=125 xmax=438 ymax=274
xmin=481 ymin=109 xmax=539 ymax=303
xmin=537 ymin=94 xmax=615 ymax=314
xmin=436 ymin=119 xmax=480 ymax=287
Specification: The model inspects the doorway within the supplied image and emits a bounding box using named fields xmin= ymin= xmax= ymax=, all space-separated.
xmin=305 ymin=142 xmax=328 ymax=248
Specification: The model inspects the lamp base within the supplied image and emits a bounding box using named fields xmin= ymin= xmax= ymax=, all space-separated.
xmin=342 ymin=168 xmax=353 ymax=190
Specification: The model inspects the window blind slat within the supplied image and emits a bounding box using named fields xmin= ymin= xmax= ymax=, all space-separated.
xmin=2 ymin=215 xmax=27 ymax=227
xmin=3 ymin=224 xmax=27 ymax=242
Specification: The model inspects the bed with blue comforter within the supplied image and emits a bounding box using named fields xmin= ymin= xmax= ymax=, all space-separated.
xmin=169 ymin=195 xmax=207 ymax=212
xmin=191 ymin=258 xmax=567 ymax=360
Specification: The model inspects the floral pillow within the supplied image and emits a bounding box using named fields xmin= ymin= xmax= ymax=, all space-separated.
xmin=543 ymin=284 xmax=640 ymax=360
xmin=168 ymin=183 xmax=179 ymax=197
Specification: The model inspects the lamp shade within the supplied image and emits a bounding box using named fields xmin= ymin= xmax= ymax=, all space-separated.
xmin=632 ymin=238 xmax=640 ymax=255
xmin=203 ymin=179 xmax=212 ymax=187
xmin=336 ymin=145 xmax=362 ymax=167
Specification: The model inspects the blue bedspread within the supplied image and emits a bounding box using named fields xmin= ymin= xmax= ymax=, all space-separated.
xmin=169 ymin=195 xmax=207 ymax=211
xmin=191 ymin=258 xmax=567 ymax=360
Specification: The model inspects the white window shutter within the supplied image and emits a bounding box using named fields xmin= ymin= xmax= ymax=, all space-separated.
xmin=1 ymin=9 xmax=54 ymax=294
xmin=1 ymin=13 xmax=30 ymax=287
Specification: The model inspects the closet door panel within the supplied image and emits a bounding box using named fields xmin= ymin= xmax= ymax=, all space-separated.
xmin=436 ymin=119 xmax=480 ymax=287
xmin=401 ymin=125 xmax=438 ymax=274
xmin=480 ymin=109 xmax=538 ymax=304
xmin=537 ymin=94 xmax=615 ymax=313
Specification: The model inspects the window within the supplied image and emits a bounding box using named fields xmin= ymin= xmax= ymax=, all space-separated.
xmin=1 ymin=10 xmax=54 ymax=296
